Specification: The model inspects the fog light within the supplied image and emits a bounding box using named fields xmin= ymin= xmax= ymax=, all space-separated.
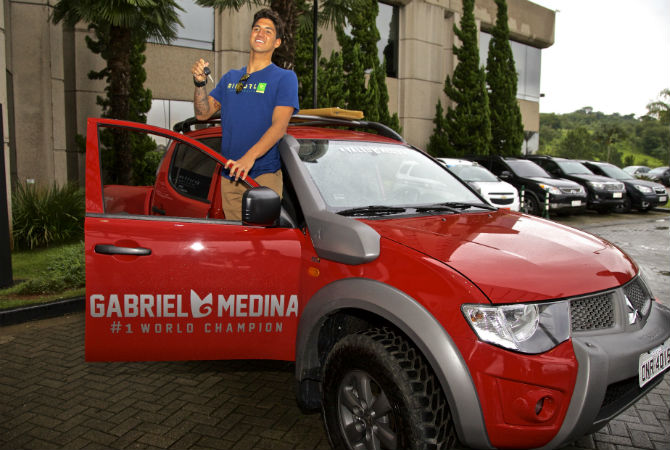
xmin=511 ymin=392 xmax=557 ymax=423
xmin=535 ymin=396 xmax=556 ymax=421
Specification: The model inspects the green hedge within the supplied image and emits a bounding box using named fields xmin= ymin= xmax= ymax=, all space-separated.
xmin=12 ymin=182 xmax=84 ymax=250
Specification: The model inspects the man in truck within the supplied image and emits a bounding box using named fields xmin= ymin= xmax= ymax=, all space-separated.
xmin=190 ymin=8 xmax=299 ymax=220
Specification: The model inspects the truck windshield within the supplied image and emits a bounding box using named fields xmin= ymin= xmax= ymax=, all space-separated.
xmin=298 ymin=140 xmax=482 ymax=210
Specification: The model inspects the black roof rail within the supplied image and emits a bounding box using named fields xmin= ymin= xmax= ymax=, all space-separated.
xmin=173 ymin=112 xmax=222 ymax=133
xmin=173 ymin=112 xmax=405 ymax=143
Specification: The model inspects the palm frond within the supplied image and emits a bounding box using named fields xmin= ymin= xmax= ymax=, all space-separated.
xmin=194 ymin=0 xmax=264 ymax=11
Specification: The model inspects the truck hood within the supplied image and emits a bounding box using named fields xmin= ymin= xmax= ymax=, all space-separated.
xmin=365 ymin=210 xmax=637 ymax=303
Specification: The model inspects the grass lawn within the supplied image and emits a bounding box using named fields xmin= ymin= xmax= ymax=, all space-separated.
xmin=0 ymin=242 xmax=85 ymax=310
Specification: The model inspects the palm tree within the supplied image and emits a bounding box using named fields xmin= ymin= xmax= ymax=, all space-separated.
xmin=52 ymin=0 xmax=183 ymax=184
xmin=53 ymin=0 xmax=182 ymax=124
xmin=646 ymin=88 xmax=670 ymax=124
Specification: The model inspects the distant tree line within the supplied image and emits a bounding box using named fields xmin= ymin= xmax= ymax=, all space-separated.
xmin=538 ymin=89 xmax=670 ymax=168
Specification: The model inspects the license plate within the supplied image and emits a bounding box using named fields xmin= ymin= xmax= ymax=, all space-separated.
xmin=571 ymin=200 xmax=582 ymax=207
xmin=660 ymin=196 xmax=667 ymax=202
xmin=613 ymin=192 xmax=623 ymax=198
xmin=639 ymin=337 xmax=670 ymax=387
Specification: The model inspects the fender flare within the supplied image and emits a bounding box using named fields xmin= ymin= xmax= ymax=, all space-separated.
xmin=295 ymin=277 xmax=493 ymax=450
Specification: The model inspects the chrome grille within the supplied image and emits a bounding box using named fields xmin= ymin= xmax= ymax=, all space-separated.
xmin=623 ymin=278 xmax=652 ymax=317
xmin=491 ymin=198 xmax=514 ymax=205
xmin=654 ymin=187 xmax=667 ymax=194
xmin=560 ymin=187 xmax=583 ymax=194
xmin=570 ymin=293 xmax=615 ymax=331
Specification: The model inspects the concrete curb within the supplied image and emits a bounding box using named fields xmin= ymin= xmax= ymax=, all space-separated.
xmin=0 ymin=296 xmax=84 ymax=327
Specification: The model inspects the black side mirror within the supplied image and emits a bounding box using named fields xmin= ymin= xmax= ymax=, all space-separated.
xmin=499 ymin=170 xmax=512 ymax=180
xmin=242 ymin=187 xmax=281 ymax=226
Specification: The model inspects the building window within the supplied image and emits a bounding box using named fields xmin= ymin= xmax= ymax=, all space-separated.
xmin=146 ymin=99 xmax=196 ymax=147
xmin=377 ymin=2 xmax=399 ymax=78
xmin=342 ymin=2 xmax=399 ymax=78
xmin=149 ymin=0 xmax=214 ymax=50
xmin=479 ymin=32 xmax=541 ymax=102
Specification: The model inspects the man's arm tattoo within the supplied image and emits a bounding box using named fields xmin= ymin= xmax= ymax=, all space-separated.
xmin=194 ymin=87 xmax=210 ymax=116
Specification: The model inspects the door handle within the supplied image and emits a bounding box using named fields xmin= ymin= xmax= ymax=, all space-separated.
xmin=94 ymin=244 xmax=152 ymax=256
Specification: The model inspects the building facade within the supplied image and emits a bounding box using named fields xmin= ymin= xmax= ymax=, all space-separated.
xmin=1 ymin=0 xmax=554 ymax=195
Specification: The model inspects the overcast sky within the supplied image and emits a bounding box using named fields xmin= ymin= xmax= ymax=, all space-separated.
xmin=529 ymin=0 xmax=670 ymax=117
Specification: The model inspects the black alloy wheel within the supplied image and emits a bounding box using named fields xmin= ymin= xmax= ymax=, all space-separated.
xmin=322 ymin=327 xmax=458 ymax=450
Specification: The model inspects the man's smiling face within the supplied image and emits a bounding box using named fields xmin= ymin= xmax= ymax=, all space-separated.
xmin=250 ymin=18 xmax=281 ymax=55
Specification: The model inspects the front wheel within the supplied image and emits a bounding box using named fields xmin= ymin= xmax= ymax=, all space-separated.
xmin=322 ymin=327 xmax=457 ymax=450
xmin=523 ymin=192 xmax=542 ymax=216
xmin=618 ymin=197 xmax=632 ymax=213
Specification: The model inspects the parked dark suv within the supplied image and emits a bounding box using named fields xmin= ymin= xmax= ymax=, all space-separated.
xmin=467 ymin=155 xmax=586 ymax=216
xmin=527 ymin=156 xmax=626 ymax=213
xmin=582 ymin=161 xmax=668 ymax=212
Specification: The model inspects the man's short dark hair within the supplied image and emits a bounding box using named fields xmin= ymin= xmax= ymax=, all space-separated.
xmin=253 ymin=8 xmax=285 ymax=41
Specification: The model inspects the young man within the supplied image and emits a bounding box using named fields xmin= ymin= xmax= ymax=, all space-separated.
xmin=191 ymin=9 xmax=299 ymax=221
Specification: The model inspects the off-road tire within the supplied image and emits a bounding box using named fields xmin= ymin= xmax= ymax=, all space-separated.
xmin=322 ymin=327 xmax=458 ymax=450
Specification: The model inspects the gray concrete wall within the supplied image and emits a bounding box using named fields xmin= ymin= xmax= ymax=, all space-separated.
xmin=6 ymin=0 xmax=68 ymax=187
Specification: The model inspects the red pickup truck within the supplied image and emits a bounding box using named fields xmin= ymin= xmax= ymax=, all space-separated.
xmin=85 ymin=113 xmax=670 ymax=450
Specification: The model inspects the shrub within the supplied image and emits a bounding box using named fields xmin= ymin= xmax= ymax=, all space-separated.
xmin=12 ymin=182 xmax=84 ymax=250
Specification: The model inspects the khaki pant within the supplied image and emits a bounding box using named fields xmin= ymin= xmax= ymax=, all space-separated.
xmin=220 ymin=170 xmax=283 ymax=221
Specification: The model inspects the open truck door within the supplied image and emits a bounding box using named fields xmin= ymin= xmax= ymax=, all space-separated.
xmin=85 ymin=118 xmax=304 ymax=362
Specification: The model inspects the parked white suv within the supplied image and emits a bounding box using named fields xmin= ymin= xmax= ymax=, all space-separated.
xmin=437 ymin=158 xmax=520 ymax=211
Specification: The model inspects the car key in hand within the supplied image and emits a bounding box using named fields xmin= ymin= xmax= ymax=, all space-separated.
xmin=203 ymin=67 xmax=214 ymax=84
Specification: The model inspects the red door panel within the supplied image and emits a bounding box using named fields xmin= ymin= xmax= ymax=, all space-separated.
xmin=85 ymin=216 xmax=304 ymax=362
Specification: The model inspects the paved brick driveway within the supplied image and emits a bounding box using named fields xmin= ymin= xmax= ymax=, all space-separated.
xmin=0 ymin=312 xmax=668 ymax=450
xmin=0 ymin=313 xmax=329 ymax=450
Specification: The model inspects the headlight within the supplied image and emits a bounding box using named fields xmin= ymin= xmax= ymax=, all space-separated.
xmin=462 ymin=302 xmax=570 ymax=354
xmin=588 ymin=181 xmax=606 ymax=190
xmin=634 ymin=185 xmax=652 ymax=193
xmin=538 ymin=184 xmax=562 ymax=195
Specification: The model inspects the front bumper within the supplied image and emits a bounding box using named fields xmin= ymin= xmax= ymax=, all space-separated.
xmin=548 ymin=194 xmax=588 ymax=212
xmin=459 ymin=281 xmax=670 ymax=450
xmin=630 ymin=191 xmax=663 ymax=209
xmin=588 ymin=190 xmax=625 ymax=207
xmin=543 ymin=301 xmax=670 ymax=449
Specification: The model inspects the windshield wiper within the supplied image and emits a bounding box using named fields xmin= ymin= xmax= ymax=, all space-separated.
xmin=417 ymin=202 xmax=496 ymax=212
xmin=414 ymin=204 xmax=460 ymax=213
xmin=444 ymin=202 xmax=497 ymax=211
xmin=337 ymin=205 xmax=407 ymax=217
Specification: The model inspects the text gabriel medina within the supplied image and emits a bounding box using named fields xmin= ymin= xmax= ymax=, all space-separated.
xmin=89 ymin=290 xmax=299 ymax=319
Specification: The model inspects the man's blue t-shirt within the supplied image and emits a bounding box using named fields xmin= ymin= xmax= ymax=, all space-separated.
xmin=209 ymin=64 xmax=299 ymax=179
